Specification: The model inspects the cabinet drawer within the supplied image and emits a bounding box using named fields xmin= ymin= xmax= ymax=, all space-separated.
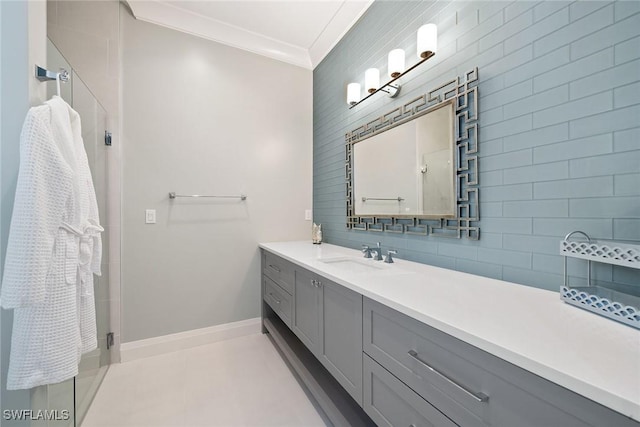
xmin=364 ymin=297 xmax=636 ymax=427
xmin=263 ymin=252 xmax=295 ymax=295
xmin=364 ymin=298 xmax=487 ymax=427
xmin=264 ymin=277 xmax=292 ymax=328
xmin=363 ymin=353 xmax=457 ymax=427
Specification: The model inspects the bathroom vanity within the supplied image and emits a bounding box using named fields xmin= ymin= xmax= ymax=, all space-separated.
xmin=260 ymin=241 xmax=640 ymax=427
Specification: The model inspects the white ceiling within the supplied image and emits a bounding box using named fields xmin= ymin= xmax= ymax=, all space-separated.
xmin=125 ymin=1 xmax=374 ymax=69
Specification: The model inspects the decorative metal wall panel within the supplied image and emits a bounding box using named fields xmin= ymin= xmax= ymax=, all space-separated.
xmin=345 ymin=67 xmax=479 ymax=239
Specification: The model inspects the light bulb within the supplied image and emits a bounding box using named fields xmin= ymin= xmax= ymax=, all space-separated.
xmin=347 ymin=83 xmax=361 ymax=106
xmin=365 ymin=68 xmax=380 ymax=93
xmin=417 ymin=24 xmax=437 ymax=59
xmin=388 ymin=49 xmax=405 ymax=78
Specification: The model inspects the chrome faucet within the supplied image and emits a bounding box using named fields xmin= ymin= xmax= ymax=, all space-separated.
xmin=371 ymin=242 xmax=383 ymax=261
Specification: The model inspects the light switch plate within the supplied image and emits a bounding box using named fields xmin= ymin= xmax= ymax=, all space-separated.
xmin=305 ymin=209 xmax=312 ymax=221
xmin=145 ymin=209 xmax=156 ymax=224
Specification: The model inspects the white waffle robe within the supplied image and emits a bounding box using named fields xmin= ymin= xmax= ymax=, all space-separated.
xmin=0 ymin=96 xmax=103 ymax=390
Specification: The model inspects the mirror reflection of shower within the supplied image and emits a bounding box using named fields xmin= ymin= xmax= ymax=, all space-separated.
xmin=353 ymin=101 xmax=456 ymax=218
xmin=416 ymin=103 xmax=455 ymax=217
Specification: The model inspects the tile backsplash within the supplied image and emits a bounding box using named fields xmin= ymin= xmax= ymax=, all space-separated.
xmin=313 ymin=0 xmax=640 ymax=291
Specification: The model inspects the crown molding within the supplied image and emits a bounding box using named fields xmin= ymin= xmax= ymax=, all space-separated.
xmin=309 ymin=0 xmax=374 ymax=67
xmin=125 ymin=1 xmax=373 ymax=70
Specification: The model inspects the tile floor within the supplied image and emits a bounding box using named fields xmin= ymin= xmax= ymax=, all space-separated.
xmin=82 ymin=334 xmax=330 ymax=427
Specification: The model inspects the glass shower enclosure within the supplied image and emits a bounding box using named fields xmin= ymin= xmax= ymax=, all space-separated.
xmin=45 ymin=39 xmax=112 ymax=426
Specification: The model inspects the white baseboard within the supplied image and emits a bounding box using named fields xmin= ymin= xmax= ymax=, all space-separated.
xmin=120 ymin=317 xmax=262 ymax=363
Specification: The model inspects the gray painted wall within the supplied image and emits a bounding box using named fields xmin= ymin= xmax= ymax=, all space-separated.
xmin=313 ymin=0 xmax=640 ymax=292
xmin=121 ymin=10 xmax=313 ymax=342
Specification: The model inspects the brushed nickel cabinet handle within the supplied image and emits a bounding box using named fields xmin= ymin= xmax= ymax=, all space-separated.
xmin=268 ymin=264 xmax=281 ymax=273
xmin=268 ymin=292 xmax=281 ymax=304
xmin=407 ymin=350 xmax=489 ymax=403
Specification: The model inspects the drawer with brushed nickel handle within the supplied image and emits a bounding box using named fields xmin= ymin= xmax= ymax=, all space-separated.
xmin=263 ymin=252 xmax=295 ymax=295
xmin=363 ymin=353 xmax=458 ymax=427
xmin=363 ymin=297 xmax=489 ymax=427
xmin=363 ymin=297 xmax=637 ymax=427
xmin=263 ymin=276 xmax=292 ymax=328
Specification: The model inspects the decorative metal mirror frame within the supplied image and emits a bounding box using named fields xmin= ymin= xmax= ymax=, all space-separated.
xmin=345 ymin=67 xmax=479 ymax=239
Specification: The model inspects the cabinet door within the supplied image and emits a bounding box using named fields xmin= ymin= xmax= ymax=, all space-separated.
xmin=320 ymin=279 xmax=363 ymax=405
xmin=292 ymin=268 xmax=322 ymax=355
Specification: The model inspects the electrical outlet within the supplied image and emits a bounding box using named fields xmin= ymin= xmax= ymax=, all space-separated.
xmin=305 ymin=209 xmax=312 ymax=221
xmin=145 ymin=209 xmax=156 ymax=224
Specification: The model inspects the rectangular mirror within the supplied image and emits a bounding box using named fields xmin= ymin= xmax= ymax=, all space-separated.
xmin=353 ymin=101 xmax=455 ymax=218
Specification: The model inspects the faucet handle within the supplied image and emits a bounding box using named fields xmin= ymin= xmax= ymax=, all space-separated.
xmin=384 ymin=250 xmax=397 ymax=264
xmin=362 ymin=245 xmax=372 ymax=258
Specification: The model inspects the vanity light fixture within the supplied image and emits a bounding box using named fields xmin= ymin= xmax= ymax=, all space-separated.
xmin=365 ymin=68 xmax=380 ymax=93
xmin=346 ymin=23 xmax=437 ymax=109
xmin=347 ymin=82 xmax=361 ymax=106
xmin=417 ymin=23 xmax=437 ymax=58
xmin=388 ymin=49 xmax=405 ymax=78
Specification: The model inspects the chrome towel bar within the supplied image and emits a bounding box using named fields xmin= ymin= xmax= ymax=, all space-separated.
xmin=169 ymin=192 xmax=247 ymax=200
xmin=362 ymin=196 xmax=404 ymax=202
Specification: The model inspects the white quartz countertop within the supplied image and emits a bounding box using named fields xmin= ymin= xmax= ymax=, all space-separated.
xmin=259 ymin=241 xmax=640 ymax=421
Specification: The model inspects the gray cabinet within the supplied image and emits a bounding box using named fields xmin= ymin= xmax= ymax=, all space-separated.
xmin=320 ymin=278 xmax=363 ymax=405
xmin=363 ymin=297 xmax=638 ymax=427
xmin=292 ymin=268 xmax=322 ymax=355
xmin=292 ymin=268 xmax=364 ymax=405
xmin=262 ymin=251 xmax=372 ymax=426
xmin=363 ymin=353 xmax=457 ymax=427
xmin=262 ymin=249 xmax=638 ymax=427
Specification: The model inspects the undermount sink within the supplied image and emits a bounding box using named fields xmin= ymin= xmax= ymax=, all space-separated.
xmin=319 ymin=257 xmax=385 ymax=273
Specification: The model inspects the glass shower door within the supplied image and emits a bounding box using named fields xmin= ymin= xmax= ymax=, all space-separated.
xmin=47 ymin=39 xmax=111 ymax=426
xmin=73 ymin=73 xmax=110 ymax=425
xmin=72 ymin=65 xmax=111 ymax=427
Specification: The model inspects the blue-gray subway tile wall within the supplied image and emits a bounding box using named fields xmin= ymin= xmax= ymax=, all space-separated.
xmin=312 ymin=0 xmax=640 ymax=290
